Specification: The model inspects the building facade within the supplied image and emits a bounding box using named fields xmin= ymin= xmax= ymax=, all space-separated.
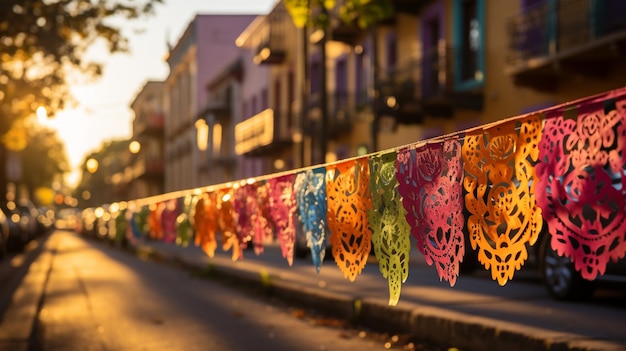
xmin=128 ymin=80 xmax=165 ymax=200
xmin=164 ymin=14 xmax=257 ymax=192
xmin=161 ymin=0 xmax=626 ymax=193
xmin=233 ymin=4 xmax=301 ymax=176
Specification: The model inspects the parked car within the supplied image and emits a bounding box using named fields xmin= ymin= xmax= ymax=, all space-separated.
xmin=536 ymin=229 xmax=626 ymax=300
xmin=460 ymin=223 xmax=626 ymax=300
xmin=15 ymin=199 xmax=42 ymax=239
xmin=36 ymin=207 xmax=56 ymax=232
xmin=0 ymin=202 xmax=29 ymax=252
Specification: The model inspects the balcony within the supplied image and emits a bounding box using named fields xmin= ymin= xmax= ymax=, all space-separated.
xmin=375 ymin=46 xmax=483 ymax=125
xmin=133 ymin=155 xmax=164 ymax=180
xmin=392 ymin=0 xmax=435 ymax=15
xmin=134 ymin=112 xmax=164 ymax=137
xmin=235 ymin=109 xmax=292 ymax=156
xmin=506 ymin=0 xmax=626 ymax=90
xmin=330 ymin=23 xmax=362 ymax=46
xmin=253 ymin=5 xmax=288 ymax=65
xmin=201 ymin=99 xmax=231 ymax=124
xmin=306 ymin=91 xmax=354 ymax=139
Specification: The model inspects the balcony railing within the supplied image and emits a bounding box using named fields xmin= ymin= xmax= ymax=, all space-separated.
xmin=392 ymin=0 xmax=434 ymax=14
xmin=134 ymin=112 xmax=164 ymax=137
xmin=132 ymin=155 xmax=164 ymax=180
xmin=375 ymin=46 xmax=483 ymax=124
xmin=306 ymin=91 xmax=355 ymax=138
xmin=235 ymin=108 xmax=292 ymax=156
xmin=253 ymin=5 xmax=288 ymax=65
xmin=506 ymin=0 xmax=626 ymax=85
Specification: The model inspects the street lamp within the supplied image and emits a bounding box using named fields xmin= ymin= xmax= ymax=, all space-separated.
xmin=129 ymin=140 xmax=141 ymax=154
xmin=86 ymin=158 xmax=99 ymax=174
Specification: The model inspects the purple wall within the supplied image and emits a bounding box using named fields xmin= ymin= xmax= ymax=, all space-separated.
xmin=240 ymin=43 xmax=270 ymax=123
xmin=194 ymin=15 xmax=257 ymax=112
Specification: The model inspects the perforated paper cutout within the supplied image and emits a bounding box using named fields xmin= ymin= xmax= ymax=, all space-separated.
xmin=148 ymin=202 xmax=164 ymax=240
xmin=217 ymin=187 xmax=242 ymax=261
xmin=160 ymin=199 xmax=179 ymax=244
xmin=368 ymin=152 xmax=411 ymax=305
xmin=234 ymin=184 xmax=255 ymax=251
xmin=537 ymin=99 xmax=626 ymax=279
xmin=193 ymin=192 xmax=219 ymax=257
xmin=268 ymin=175 xmax=297 ymax=266
xmin=175 ymin=195 xmax=195 ymax=247
xmin=295 ymin=168 xmax=329 ymax=272
xmin=326 ymin=158 xmax=372 ymax=281
xmin=396 ymin=140 xmax=465 ymax=287
xmin=130 ymin=205 xmax=149 ymax=241
xmin=462 ymin=117 xmax=543 ymax=285
xmin=254 ymin=181 xmax=275 ymax=254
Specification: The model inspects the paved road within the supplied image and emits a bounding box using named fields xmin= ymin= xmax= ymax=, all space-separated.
xmin=0 ymin=231 xmax=447 ymax=351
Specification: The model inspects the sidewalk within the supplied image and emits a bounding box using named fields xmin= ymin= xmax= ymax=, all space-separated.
xmin=131 ymin=238 xmax=626 ymax=351
xmin=1 ymin=231 xmax=625 ymax=351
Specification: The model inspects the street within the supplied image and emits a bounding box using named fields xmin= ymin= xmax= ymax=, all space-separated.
xmin=1 ymin=231 xmax=447 ymax=351
xmin=2 ymin=229 xmax=626 ymax=351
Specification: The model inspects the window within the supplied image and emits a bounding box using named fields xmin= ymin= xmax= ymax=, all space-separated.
xmin=213 ymin=123 xmax=222 ymax=157
xmin=421 ymin=2 xmax=445 ymax=97
xmin=261 ymin=88 xmax=269 ymax=111
xmin=335 ymin=57 xmax=347 ymax=94
xmin=454 ymin=0 xmax=484 ymax=90
xmin=386 ymin=32 xmax=397 ymax=74
xmin=310 ymin=59 xmax=320 ymax=95
xmin=287 ymin=71 xmax=294 ymax=130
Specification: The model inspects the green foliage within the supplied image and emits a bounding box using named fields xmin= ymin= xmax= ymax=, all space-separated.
xmin=340 ymin=0 xmax=395 ymax=28
xmin=19 ymin=124 xmax=70 ymax=194
xmin=0 ymin=0 xmax=163 ymax=137
xmin=283 ymin=0 xmax=394 ymax=29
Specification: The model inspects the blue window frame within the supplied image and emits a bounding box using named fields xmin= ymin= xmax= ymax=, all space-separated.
xmin=453 ymin=0 xmax=485 ymax=91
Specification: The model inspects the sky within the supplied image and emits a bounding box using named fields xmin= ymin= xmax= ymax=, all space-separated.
xmin=40 ymin=0 xmax=277 ymax=187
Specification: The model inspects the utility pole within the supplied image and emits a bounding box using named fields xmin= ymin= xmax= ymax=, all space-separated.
xmin=371 ymin=25 xmax=380 ymax=153
xmin=319 ymin=5 xmax=329 ymax=165
xmin=0 ymin=143 xmax=6 ymax=200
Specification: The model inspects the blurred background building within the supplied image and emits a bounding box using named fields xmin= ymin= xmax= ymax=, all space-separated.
xmin=75 ymin=0 xmax=626 ymax=205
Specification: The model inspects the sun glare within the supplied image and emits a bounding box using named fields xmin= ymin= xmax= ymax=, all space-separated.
xmin=36 ymin=105 xmax=48 ymax=122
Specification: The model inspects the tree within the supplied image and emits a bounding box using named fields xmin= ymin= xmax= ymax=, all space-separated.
xmin=73 ymin=139 xmax=131 ymax=207
xmin=19 ymin=123 xmax=70 ymax=204
xmin=0 ymin=0 xmax=163 ymax=197
xmin=284 ymin=0 xmax=394 ymax=29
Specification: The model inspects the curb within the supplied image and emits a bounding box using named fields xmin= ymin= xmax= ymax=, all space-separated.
xmin=133 ymin=243 xmax=625 ymax=351
xmin=0 ymin=236 xmax=56 ymax=351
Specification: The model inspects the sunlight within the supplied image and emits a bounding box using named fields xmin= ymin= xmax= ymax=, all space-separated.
xmin=36 ymin=105 xmax=48 ymax=122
